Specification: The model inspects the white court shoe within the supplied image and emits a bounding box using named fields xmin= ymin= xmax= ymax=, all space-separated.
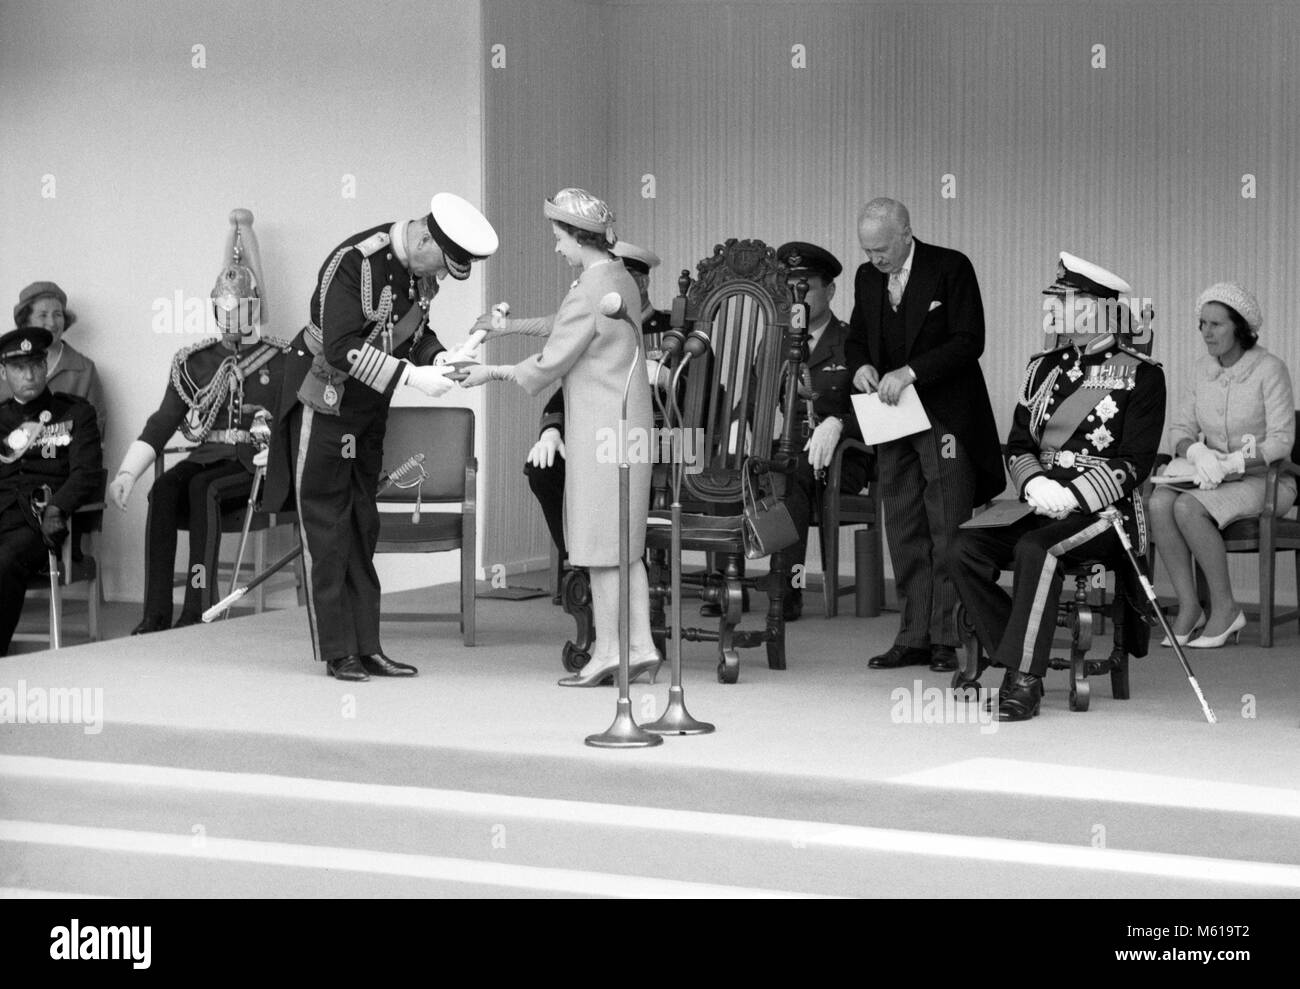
xmin=1160 ymin=619 xmax=1205 ymax=648
xmin=1185 ymin=611 xmax=1247 ymax=649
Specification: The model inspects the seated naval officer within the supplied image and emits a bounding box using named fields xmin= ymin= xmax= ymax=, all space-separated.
xmin=0 ymin=327 xmax=104 ymax=656
xmin=520 ymin=239 xmax=671 ymax=562
xmin=774 ymin=241 xmax=873 ymax=621
xmin=109 ymin=210 xmax=289 ymax=632
xmin=950 ymin=253 xmax=1165 ymax=721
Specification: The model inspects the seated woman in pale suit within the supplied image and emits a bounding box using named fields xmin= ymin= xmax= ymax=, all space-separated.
xmin=462 ymin=188 xmax=658 ymax=686
xmin=1149 ymin=283 xmax=1296 ymax=648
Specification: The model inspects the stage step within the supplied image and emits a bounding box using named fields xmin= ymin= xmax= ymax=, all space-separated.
xmin=3 ymin=756 xmax=1298 ymax=898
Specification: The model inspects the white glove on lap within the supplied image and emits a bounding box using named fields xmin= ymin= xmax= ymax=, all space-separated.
xmin=804 ymin=417 xmax=843 ymax=472
xmin=402 ymin=363 xmax=455 ymax=398
xmin=1186 ymin=442 xmax=1226 ymax=489
xmin=1219 ymin=449 xmax=1246 ymax=477
xmin=1025 ymin=475 xmax=1078 ymax=516
xmin=528 ymin=428 xmax=565 ymax=469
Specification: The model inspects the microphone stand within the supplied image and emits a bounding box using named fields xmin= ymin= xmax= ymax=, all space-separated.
xmin=587 ymin=292 xmax=662 ymax=748
xmin=644 ymin=341 xmax=714 ymax=735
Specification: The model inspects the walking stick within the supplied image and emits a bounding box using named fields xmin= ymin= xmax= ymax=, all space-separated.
xmin=1098 ymin=506 xmax=1217 ymax=724
xmin=201 ymin=453 xmax=426 ymax=622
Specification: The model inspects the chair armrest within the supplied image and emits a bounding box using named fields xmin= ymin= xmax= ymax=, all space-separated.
xmin=1261 ymin=459 xmax=1299 ymax=516
xmin=72 ymin=501 xmax=106 ymax=514
xmin=827 ymin=437 xmax=874 ymax=497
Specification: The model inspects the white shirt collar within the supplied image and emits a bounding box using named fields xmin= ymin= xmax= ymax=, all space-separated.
xmin=389 ymin=221 xmax=409 ymax=265
xmin=896 ymin=239 xmax=916 ymax=283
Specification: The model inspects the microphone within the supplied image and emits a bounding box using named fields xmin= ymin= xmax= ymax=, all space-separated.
xmin=599 ymin=292 xmax=626 ymax=319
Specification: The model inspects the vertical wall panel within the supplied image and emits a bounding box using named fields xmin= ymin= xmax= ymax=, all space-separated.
xmin=482 ymin=0 xmax=610 ymax=574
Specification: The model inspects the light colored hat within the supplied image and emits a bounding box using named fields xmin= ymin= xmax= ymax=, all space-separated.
xmin=14 ymin=280 xmax=76 ymax=329
xmin=544 ymin=188 xmax=616 ymax=246
xmin=1043 ymin=251 xmax=1131 ymax=300
xmin=427 ymin=193 xmax=499 ymax=280
xmin=612 ymin=240 xmax=660 ymax=274
xmin=1196 ymin=282 xmax=1262 ymax=335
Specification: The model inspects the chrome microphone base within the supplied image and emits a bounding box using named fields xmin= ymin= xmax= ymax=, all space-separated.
xmin=585 ymin=698 xmax=664 ymax=748
xmin=643 ymin=686 xmax=715 ymax=735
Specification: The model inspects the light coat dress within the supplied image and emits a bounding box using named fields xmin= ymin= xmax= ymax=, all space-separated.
xmin=512 ymin=260 xmax=652 ymax=566
xmin=1165 ymin=345 xmax=1297 ymax=527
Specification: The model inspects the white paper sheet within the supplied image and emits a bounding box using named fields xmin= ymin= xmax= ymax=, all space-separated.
xmin=851 ymin=387 xmax=932 ymax=445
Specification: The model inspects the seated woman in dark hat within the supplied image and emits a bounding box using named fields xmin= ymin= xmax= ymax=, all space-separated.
xmin=461 ymin=188 xmax=660 ymax=686
xmin=4 ymin=282 xmax=105 ymax=437
xmin=1149 ymin=283 xmax=1296 ymax=648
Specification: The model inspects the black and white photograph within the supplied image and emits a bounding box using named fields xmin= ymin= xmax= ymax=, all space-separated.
xmin=1 ymin=0 xmax=1296 ymax=939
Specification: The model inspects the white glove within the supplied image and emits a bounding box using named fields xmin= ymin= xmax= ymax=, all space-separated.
xmin=1219 ymin=449 xmax=1246 ymax=478
xmin=1024 ymin=475 xmax=1078 ymax=516
xmin=252 ymin=448 xmax=269 ymax=468
xmin=1186 ymin=442 xmax=1226 ymax=489
xmin=401 ymin=362 xmax=455 ymax=398
xmin=528 ymin=428 xmax=566 ymax=468
xmin=804 ymin=417 xmax=843 ymax=472
xmin=110 ymin=439 xmax=157 ymax=510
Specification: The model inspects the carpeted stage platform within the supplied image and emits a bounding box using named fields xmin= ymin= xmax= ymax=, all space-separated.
xmin=2 ymin=582 xmax=1299 ymax=898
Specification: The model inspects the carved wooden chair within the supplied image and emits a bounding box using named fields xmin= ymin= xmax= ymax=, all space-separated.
xmin=643 ymin=238 xmax=807 ymax=683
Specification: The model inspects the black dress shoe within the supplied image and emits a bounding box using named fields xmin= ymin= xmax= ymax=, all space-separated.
xmin=996 ymin=670 xmax=1043 ymax=721
xmin=867 ymin=644 xmax=931 ymax=669
xmin=359 ymin=653 xmax=418 ymax=677
xmin=131 ymin=617 xmax=171 ymax=636
xmin=172 ymin=614 xmax=202 ymax=629
xmin=782 ymin=591 xmax=803 ymax=623
xmin=326 ymin=655 xmax=370 ymax=681
xmin=929 ymin=644 xmax=959 ymax=672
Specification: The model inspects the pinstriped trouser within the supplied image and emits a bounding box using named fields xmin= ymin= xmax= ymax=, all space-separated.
xmin=951 ymin=512 xmax=1121 ymax=676
xmin=877 ymin=422 xmax=976 ymax=648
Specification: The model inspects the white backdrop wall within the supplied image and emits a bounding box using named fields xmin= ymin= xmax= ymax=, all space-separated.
xmin=0 ymin=0 xmax=488 ymax=603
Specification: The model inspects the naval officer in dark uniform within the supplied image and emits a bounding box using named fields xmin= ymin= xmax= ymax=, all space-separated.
xmin=775 ymin=241 xmax=874 ymax=621
xmin=262 ymin=193 xmax=498 ymax=681
xmin=110 ymin=209 xmax=289 ymax=631
xmin=0 ymin=327 xmax=104 ymax=655
xmin=950 ymin=253 xmax=1166 ymax=721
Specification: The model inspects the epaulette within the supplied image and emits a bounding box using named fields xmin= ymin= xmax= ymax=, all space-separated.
xmin=355 ymin=231 xmax=391 ymax=258
xmin=259 ymin=335 xmax=292 ymax=352
xmin=1116 ymin=342 xmax=1162 ymax=367
xmin=173 ymin=337 xmax=221 ymax=368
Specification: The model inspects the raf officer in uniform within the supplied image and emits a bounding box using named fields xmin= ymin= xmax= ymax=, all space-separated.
xmin=262 ymin=193 xmax=498 ymax=682
xmin=522 ymin=239 xmax=671 ymax=560
xmin=775 ymin=241 xmax=873 ymax=621
xmin=111 ymin=210 xmax=290 ymax=632
xmin=0 ymin=328 xmax=104 ymax=655
xmin=950 ymin=253 xmax=1166 ymax=721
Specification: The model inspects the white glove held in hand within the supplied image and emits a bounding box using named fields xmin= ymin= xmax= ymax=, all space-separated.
xmin=252 ymin=448 xmax=269 ymax=468
xmin=401 ymin=362 xmax=455 ymax=398
xmin=1219 ymin=449 xmax=1246 ymax=477
xmin=1186 ymin=442 xmax=1226 ymax=489
xmin=109 ymin=440 xmax=157 ymax=510
xmin=804 ymin=417 xmax=843 ymax=472
xmin=1025 ymin=475 xmax=1077 ymax=516
xmin=527 ymin=428 xmax=566 ymax=469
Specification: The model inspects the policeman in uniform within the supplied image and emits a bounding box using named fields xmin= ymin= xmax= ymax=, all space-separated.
xmin=262 ymin=194 xmax=498 ymax=682
xmin=523 ymin=240 xmax=671 ymax=559
xmin=0 ymin=328 xmax=104 ymax=655
xmin=110 ymin=210 xmax=290 ymax=631
xmin=950 ymin=253 xmax=1166 ymax=720
xmin=774 ymin=241 xmax=873 ymax=621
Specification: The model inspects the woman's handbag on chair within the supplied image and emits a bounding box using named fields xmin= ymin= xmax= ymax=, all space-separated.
xmin=741 ymin=459 xmax=799 ymax=559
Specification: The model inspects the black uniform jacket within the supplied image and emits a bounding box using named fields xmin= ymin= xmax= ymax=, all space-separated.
xmin=137 ymin=337 xmax=289 ymax=474
xmin=264 ymin=223 xmax=447 ymax=512
xmin=0 ymin=389 xmax=104 ymax=519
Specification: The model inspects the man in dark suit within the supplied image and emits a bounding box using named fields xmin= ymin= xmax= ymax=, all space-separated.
xmin=846 ymin=198 xmax=1003 ymax=672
